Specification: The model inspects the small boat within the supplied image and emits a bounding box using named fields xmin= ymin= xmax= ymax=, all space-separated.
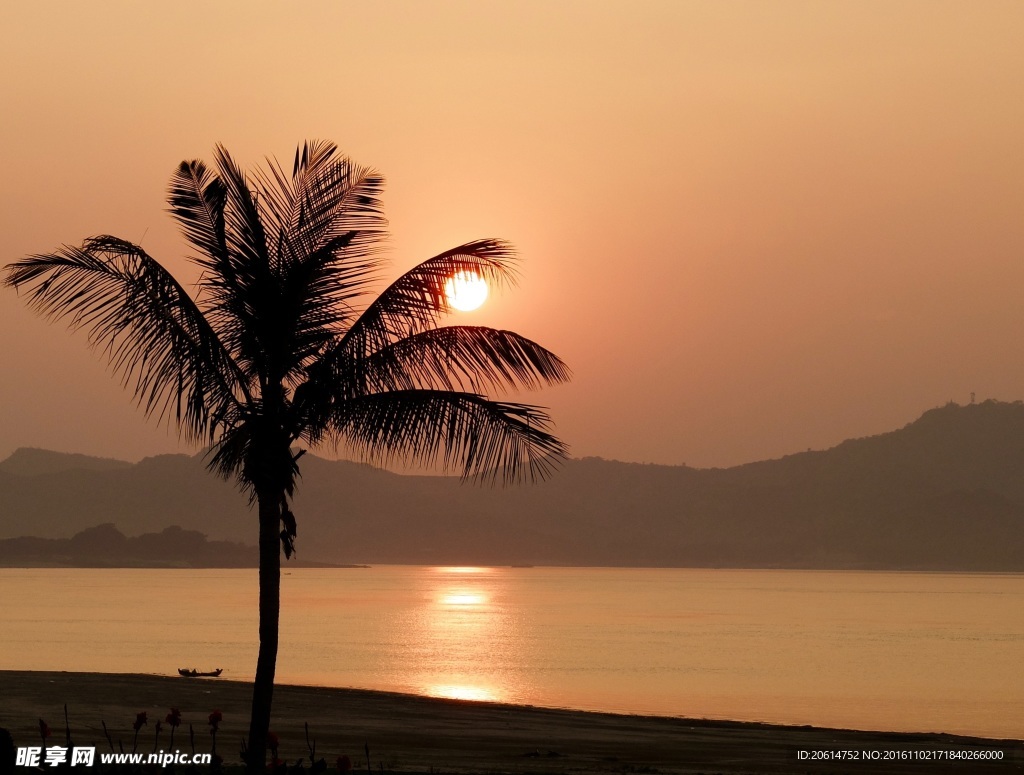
xmin=177 ymin=668 xmax=223 ymax=678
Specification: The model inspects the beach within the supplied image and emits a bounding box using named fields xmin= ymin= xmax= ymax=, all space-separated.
xmin=1 ymin=671 xmax=1020 ymax=774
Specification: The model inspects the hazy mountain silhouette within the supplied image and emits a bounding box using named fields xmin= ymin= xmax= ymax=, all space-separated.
xmin=2 ymin=400 xmax=1023 ymax=570
xmin=0 ymin=447 xmax=132 ymax=477
xmin=0 ymin=523 xmax=254 ymax=567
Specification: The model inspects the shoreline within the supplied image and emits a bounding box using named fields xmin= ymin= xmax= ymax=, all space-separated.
xmin=4 ymin=562 xmax=1024 ymax=573
xmin=1 ymin=671 xmax=1021 ymax=774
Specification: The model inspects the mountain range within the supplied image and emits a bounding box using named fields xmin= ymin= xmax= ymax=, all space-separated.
xmin=1 ymin=400 xmax=1023 ymax=570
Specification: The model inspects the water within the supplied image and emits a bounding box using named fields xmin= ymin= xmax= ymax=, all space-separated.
xmin=2 ymin=566 xmax=1022 ymax=739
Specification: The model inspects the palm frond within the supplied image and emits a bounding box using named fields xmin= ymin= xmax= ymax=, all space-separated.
xmin=205 ymin=419 xmax=254 ymax=488
xmin=327 ymin=390 xmax=568 ymax=484
xmin=336 ymin=240 xmax=519 ymax=357
xmin=213 ymin=143 xmax=271 ymax=274
xmin=274 ymin=233 xmax=375 ymax=379
xmin=204 ymin=144 xmax=280 ymax=378
xmin=3 ymin=237 xmax=245 ymax=442
xmin=254 ymin=140 xmax=387 ymax=266
xmin=361 ymin=326 xmax=572 ymax=395
xmin=251 ymin=140 xmax=341 ymax=246
xmin=206 ymin=144 xmax=389 ymax=384
xmin=247 ymin=144 xmax=388 ymax=379
xmin=205 ymin=418 xmax=301 ymax=498
xmin=167 ymin=159 xmax=229 ymax=272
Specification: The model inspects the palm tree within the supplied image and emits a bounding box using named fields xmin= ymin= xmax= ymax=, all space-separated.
xmin=4 ymin=140 xmax=569 ymax=771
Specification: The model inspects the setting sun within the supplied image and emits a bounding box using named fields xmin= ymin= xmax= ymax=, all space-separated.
xmin=444 ymin=271 xmax=488 ymax=312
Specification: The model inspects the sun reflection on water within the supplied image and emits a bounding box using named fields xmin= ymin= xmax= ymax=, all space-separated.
xmin=426 ymin=684 xmax=499 ymax=702
xmin=402 ymin=566 xmax=523 ymax=705
xmin=434 ymin=566 xmax=491 ymax=574
xmin=441 ymin=592 xmax=486 ymax=606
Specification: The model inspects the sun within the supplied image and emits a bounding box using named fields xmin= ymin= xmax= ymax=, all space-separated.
xmin=444 ymin=271 xmax=488 ymax=312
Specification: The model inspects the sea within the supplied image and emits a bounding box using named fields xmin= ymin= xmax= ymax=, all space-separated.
xmin=2 ymin=566 xmax=1022 ymax=740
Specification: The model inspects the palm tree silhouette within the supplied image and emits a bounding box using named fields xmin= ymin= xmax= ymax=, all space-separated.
xmin=4 ymin=141 xmax=569 ymax=771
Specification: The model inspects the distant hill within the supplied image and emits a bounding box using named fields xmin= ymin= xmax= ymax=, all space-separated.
xmin=0 ymin=523 xmax=254 ymax=568
xmin=1 ymin=400 xmax=1023 ymax=570
xmin=0 ymin=447 xmax=132 ymax=477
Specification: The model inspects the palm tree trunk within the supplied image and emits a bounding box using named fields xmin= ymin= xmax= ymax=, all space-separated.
xmin=246 ymin=488 xmax=281 ymax=773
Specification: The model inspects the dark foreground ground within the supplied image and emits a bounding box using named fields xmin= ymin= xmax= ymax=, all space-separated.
xmin=0 ymin=671 xmax=1021 ymax=774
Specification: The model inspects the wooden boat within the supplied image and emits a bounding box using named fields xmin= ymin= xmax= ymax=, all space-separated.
xmin=177 ymin=668 xmax=223 ymax=678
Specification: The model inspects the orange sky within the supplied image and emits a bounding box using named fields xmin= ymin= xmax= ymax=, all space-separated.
xmin=2 ymin=1 xmax=1022 ymax=469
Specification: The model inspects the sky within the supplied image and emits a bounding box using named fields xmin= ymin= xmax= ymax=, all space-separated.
xmin=1 ymin=1 xmax=1022 ymax=470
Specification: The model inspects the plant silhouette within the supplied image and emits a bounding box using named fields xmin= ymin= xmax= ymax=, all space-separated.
xmin=4 ymin=140 xmax=569 ymax=772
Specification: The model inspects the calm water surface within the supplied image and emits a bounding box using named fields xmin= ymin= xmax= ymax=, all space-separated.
xmin=2 ymin=566 xmax=1022 ymax=739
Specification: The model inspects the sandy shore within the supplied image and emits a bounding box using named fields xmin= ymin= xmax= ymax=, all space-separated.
xmin=1 ymin=671 xmax=1020 ymax=774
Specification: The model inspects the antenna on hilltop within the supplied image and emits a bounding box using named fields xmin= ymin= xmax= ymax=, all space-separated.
xmin=970 ymin=392 xmax=976 ymax=405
